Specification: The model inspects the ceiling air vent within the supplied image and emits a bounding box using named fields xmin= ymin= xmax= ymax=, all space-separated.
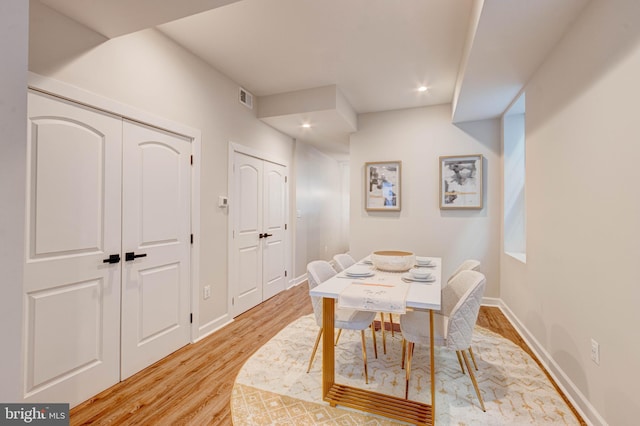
xmin=239 ymin=87 xmax=253 ymax=109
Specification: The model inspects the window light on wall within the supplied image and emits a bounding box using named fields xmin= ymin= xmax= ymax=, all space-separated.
xmin=503 ymin=93 xmax=526 ymax=263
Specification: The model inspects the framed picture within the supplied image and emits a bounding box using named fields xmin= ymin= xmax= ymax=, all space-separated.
xmin=439 ymin=154 xmax=483 ymax=209
xmin=365 ymin=161 xmax=401 ymax=211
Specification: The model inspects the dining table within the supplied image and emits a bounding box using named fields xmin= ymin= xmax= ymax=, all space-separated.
xmin=309 ymin=255 xmax=442 ymax=425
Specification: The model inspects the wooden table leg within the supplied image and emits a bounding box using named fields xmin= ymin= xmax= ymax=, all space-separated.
xmin=322 ymin=297 xmax=335 ymax=403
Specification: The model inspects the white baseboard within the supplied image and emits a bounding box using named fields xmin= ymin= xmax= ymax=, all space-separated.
xmin=481 ymin=296 xmax=502 ymax=307
xmin=288 ymin=273 xmax=308 ymax=289
xmin=490 ymin=299 xmax=607 ymax=426
xmin=195 ymin=314 xmax=233 ymax=343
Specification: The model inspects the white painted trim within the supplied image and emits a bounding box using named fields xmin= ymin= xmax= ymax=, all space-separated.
xmin=28 ymin=72 xmax=203 ymax=343
xmin=28 ymin=73 xmax=199 ymax=140
xmin=505 ymin=251 xmax=527 ymax=264
xmin=230 ymin=141 xmax=288 ymax=168
xmin=480 ymin=296 xmax=502 ymax=307
xmin=190 ymin=133 xmax=202 ymax=343
xmin=493 ymin=299 xmax=605 ymax=426
xmin=194 ymin=315 xmax=234 ymax=343
xmin=227 ymin=144 xmax=235 ymax=318
xmin=289 ymin=273 xmax=308 ymax=289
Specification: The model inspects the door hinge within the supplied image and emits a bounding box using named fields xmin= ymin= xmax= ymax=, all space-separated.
xmin=190 ymin=155 xmax=193 ymax=165
xmin=190 ymin=313 xmax=193 ymax=324
xmin=190 ymin=234 xmax=194 ymax=244
xmin=232 ymin=297 xmax=234 ymax=306
xmin=285 ymin=224 xmax=287 ymax=231
xmin=285 ymin=270 xmax=287 ymax=277
xmin=285 ymin=176 xmax=288 ymax=183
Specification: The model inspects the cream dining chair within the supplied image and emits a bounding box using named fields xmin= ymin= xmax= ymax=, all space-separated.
xmin=400 ymin=270 xmax=487 ymax=411
xmin=333 ymin=252 xmax=396 ymax=354
xmin=447 ymin=259 xmax=481 ymax=284
xmin=444 ymin=259 xmax=481 ymax=370
xmin=333 ymin=253 xmax=356 ymax=271
xmin=331 ymin=253 xmax=356 ymax=345
xmin=306 ymin=260 xmax=378 ymax=383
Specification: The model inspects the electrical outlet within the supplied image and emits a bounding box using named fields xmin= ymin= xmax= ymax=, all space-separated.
xmin=204 ymin=285 xmax=211 ymax=300
xmin=590 ymin=338 xmax=600 ymax=365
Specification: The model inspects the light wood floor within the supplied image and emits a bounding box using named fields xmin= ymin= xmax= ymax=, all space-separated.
xmin=70 ymin=283 xmax=585 ymax=425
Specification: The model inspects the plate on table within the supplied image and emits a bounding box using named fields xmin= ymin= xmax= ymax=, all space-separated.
xmin=345 ymin=265 xmax=374 ymax=277
xmin=345 ymin=271 xmax=375 ymax=278
xmin=402 ymin=272 xmax=435 ymax=283
xmin=344 ymin=272 xmax=375 ymax=279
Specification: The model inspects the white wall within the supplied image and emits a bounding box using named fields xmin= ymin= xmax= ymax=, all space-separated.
xmin=28 ymin=2 xmax=294 ymax=336
xmin=350 ymin=104 xmax=501 ymax=297
xmin=294 ymin=141 xmax=349 ymax=279
xmin=0 ymin=0 xmax=28 ymax=403
xmin=501 ymin=1 xmax=640 ymax=424
xmin=339 ymin=161 xmax=350 ymax=252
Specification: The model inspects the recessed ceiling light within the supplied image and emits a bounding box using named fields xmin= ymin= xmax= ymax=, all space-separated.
xmin=418 ymin=86 xmax=428 ymax=92
xmin=302 ymin=123 xmax=311 ymax=128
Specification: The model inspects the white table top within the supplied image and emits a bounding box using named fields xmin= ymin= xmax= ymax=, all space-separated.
xmin=310 ymin=256 xmax=442 ymax=311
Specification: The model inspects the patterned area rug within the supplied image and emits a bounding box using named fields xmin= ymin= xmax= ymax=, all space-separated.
xmin=231 ymin=314 xmax=580 ymax=425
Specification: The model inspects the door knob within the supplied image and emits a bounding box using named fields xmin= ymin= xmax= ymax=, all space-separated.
xmin=264 ymin=233 xmax=273 ymax=238
xmin=102 ymin=254 xmax=121 ymax=264
xmin=125 ymin=252 xmax=147 ymax=261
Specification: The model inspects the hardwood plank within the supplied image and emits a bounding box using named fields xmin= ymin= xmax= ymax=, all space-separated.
xmin=70 ymin=284 xmax=585 ymax=425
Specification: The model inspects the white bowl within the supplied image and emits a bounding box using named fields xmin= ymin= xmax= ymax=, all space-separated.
xmin=409 ymin=268 xmax=430 ymax=279
xmin=371 ymin=250 xmax=415 ymax=272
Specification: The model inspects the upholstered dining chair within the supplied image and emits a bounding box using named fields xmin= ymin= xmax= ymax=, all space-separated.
xmin=400 ymin=270 xmax=487 ymax=411
xmin=447 ymin=259 xmax=481 ymax=284
xmin=306 ymin=260 xmax=378 ymax=383
xmin=444 ymin=259 xmax=481 ymax=369
xmin=333 ymin=253 xmax=356 ymax=271
xmin=333 ymin=252 xmax=396 ymax=353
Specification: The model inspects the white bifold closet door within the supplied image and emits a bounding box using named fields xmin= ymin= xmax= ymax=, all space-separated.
xmin=231 ymin=151 xmax=286 ymax=317
xmin=24 ymin=91 xmax=191 ymax=407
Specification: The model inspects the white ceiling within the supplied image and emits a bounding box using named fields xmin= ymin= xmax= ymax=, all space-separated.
xmin=37 ymin=0 xmax=244 ymax=38
xmin=158 ymin=0 xmax=472 ymax=114
xmin=37 ymin=0 xmax=589 ymax=158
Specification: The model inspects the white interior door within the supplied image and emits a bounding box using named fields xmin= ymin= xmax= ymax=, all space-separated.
xmin=262 ymin=161 xmax=286 ymax=300
xmin=120 ymin=120 xmax=192 ymax=380
xmin=231 ymin=151 xmax=287 ymax=316
xmin=24 ymin=91 xmax=122 ymax=406
xmin=232 ymin=153 xmax=264 ymax=316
